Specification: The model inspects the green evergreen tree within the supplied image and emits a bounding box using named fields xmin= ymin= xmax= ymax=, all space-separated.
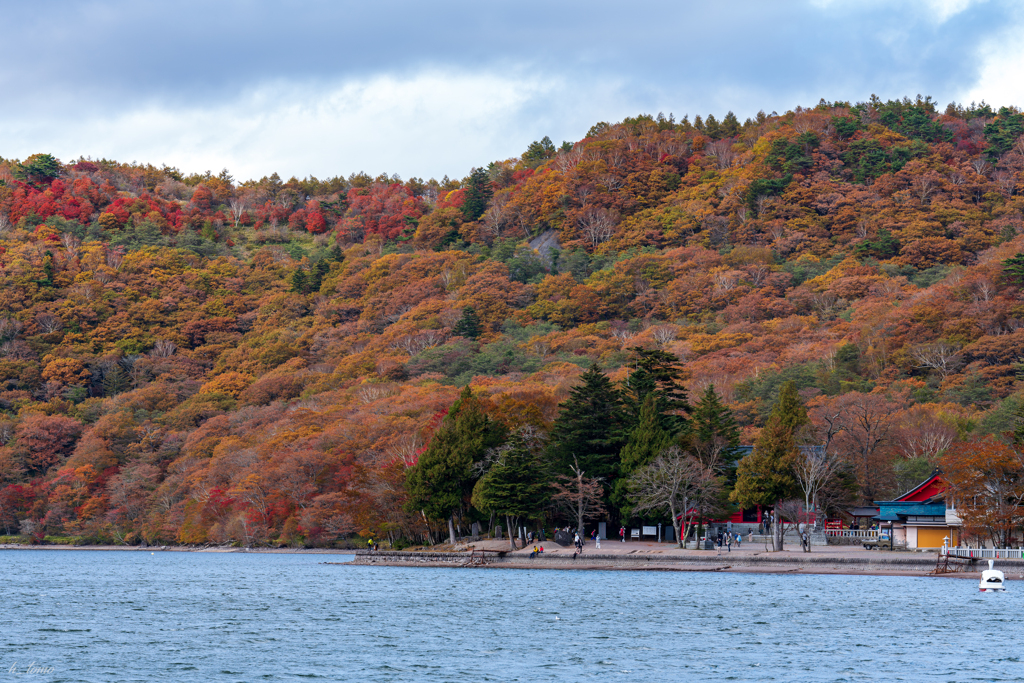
xmin=309 ymin=260 xmax=330 ymax=292
xmin=720 ymin=111 xmax=741 ymax=138
xmin=328 ymin=243 xmax=345 ymax=262
xmin=704 ymin=114 xmax=721 ymax=139
xmin=41 ymin=251 xmax=54 ymax=287
xmin=461 ymin=167 xmax=492 ymax=222
xmin=620 ymin=348 xmax=690 ymax=436
xmin=983 ymin=106 xmax=1024 ymax=160
xmin=15 ymin=153 xmax=62 ymax=184
xmin=290 ymin=268 xmax=308 ymax=293
xmin=689 ymin=384 xmax=741 ymax=483
xmin=547 ymin=364 xmax=625 ymax=483
xmin=452 ymin=306 xmax=481 ymax=339
xmin=405 ymin=387 xmax=507 ymax=543
xmin=855 ymin=227 xmax=900 ymax=259
xmin=471 ymin=428 xmax=550 ymax=549
xmin=613 ymin=394 xmax=674 ymax=517
xmin=522 ymin=136 xmax=556 ymax=168
xmin=731 ymin=382 xmax=807 ymax=550
xmin=102 ymin=366 xmax=129 ymax=397
xmin=1002 ymin=253 xmax=1024 ymax=286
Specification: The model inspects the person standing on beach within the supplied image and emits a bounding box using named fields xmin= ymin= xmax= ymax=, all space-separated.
xmin=619 ymin=526 xmax=625 ymax=543
xmin=596 ymin=532 xmax=601 ymax=549
xmin=726 ymin=533 xmax=732 ymax=552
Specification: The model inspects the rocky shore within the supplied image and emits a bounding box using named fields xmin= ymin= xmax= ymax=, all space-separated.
xmin=348 ymin=542 xmax=1024 ymax=579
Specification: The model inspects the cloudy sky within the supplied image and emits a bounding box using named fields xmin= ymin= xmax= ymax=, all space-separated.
xmin=1 ymin=0 xmax=1021 ymax=182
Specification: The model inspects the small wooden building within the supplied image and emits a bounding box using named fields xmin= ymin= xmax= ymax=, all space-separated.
xmin=848 ymin=506 xmax=880 ymax=529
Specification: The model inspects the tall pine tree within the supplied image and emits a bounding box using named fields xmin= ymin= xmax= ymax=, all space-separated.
xmin=613 ymin=394 xmax=674 ymax=518
xmin=689 ymin=384 xmax=741 ymax=483
xmin=621 ymin=348 xmax=690 ymax=436
xmin=405 ymin=387 xmax=506 ymax=544
xmin=452 ymin=306 xmax=481 ymax=339
xmin=547 ymin=364 xmax=625 ymax=483
xmin=290 ymin=268 xmax=308 ymax=293
xmin=731 ymin=381 xmax=807 ymax=551
xmin=461 ymin=167 xmax=492 ymax=223
xmin=471 ymin=428 xmax=550 ymax=549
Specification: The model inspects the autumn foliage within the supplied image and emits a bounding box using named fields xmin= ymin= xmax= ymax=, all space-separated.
xmin=2 ymin=96 xmax=1024 ymax=545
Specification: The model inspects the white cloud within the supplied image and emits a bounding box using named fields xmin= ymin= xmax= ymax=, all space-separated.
xmin=2 ymin=69 xmax=626 ymax=182
xmin=960 ymin=14 xmax=1024 ymax=107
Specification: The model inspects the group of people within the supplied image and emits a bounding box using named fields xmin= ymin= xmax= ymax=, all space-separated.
xmin=715 ymin=530 xmax=742 ymax=552
xmin=525 ymin=529 xmax=546 ymax=545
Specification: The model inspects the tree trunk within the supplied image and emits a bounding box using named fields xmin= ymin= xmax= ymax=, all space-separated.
xmin=669 ymin=501 xmax=683 ymax=548
xmin=447 ymin=515 xmax=456 ymax=545
xmin=773 ymin=501 xmax=783 ymax=551
xmin=506 ymin=515 xmax=517 ymax=550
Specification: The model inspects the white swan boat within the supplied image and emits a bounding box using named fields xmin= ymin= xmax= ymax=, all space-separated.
xmin=979 ymin=560 xmax=1006 ymax=592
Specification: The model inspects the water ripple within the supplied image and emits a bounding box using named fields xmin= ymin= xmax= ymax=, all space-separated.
xmin=0 ymin=551 xmax=1019 ymax=682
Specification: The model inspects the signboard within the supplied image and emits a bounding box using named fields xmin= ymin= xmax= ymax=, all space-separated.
xmin=642 ymin=526 xmax=657 ymax=536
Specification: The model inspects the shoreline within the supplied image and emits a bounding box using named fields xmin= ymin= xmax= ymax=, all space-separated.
xmin=347 ymin=547 xmax=1024 ymax=579
xmin=0 ymin=544 xmax=356 ymax=554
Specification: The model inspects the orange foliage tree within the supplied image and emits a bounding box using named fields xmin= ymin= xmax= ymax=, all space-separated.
xmin=941 ymin=435 xmax=1024 ymax=547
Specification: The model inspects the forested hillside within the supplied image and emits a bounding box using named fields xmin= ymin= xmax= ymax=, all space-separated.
xmin=3 ymin=95 xmax=1024 ymax=547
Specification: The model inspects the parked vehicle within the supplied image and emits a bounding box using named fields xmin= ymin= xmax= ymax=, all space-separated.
xmin=863 ymin=531 xmax=893 ymax=550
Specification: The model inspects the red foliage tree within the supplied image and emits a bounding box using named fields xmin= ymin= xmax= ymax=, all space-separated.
xmin=339 ymin=183 xmax=424 ymax=242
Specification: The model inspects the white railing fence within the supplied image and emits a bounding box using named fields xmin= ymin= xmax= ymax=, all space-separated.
xmin=941 ymin=547 xmax=1024 ymax=559
xmin=824 ymin=529 xmax=880 ymax=538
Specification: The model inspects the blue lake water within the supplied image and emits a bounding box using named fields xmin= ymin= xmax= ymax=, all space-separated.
xmin=1 ymin=550 xmax=1021 ymax=682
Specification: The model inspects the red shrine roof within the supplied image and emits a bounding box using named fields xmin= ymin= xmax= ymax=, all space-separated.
xmin=893 ymin=469 xmax=945 ymax=503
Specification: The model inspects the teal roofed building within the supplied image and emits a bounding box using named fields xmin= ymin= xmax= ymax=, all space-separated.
xmin=873 ymin=469 xmax=960 ymax=549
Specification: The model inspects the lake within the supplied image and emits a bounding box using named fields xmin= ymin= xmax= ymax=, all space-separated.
xmin=1 ymin=550 xmax=1020 ymax=682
